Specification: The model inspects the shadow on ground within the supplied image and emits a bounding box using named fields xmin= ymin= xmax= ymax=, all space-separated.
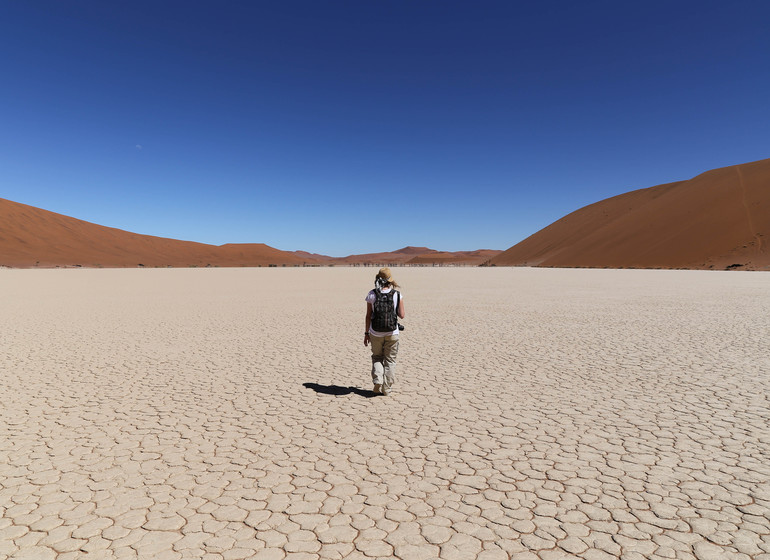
xmin=303 ymin=382 xmax=378 ymax=398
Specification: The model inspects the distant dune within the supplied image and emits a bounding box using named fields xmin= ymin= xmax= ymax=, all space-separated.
xmin=0 ymin=199 xmax=498 ymax=267
xmin=405 ymin=249 xmax=501 ymax=265
xmin=336 ymin=246 xmax=500 ymax=266
xmin=490 ymin=158 xmax=770 ymax=271
xmin=10 ymin=156 xmax=765 ymax=271
xmin=0 ymin=199 xmax=308 ymax=268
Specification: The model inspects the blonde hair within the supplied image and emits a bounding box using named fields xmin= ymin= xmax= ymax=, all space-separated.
xmin=376 ymin=267 xmax=400 ymax=289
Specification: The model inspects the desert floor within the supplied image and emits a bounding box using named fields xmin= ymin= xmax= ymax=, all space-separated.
xmin=1 ymin=267 xmax=768 ymax=560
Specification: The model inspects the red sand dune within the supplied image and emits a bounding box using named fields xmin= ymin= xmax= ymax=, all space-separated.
xmin=490 ymin=158 xmax=770 ymax=271
xmin=335 ymin=246 xmax=500 ymax=266
xmin=406 ymin=249 xmax=501 ymax=265
xmin=334 ymin=246 xmax=434 ymax=265
xmin=0 ymin=198 xmax=308 ymax=267
xmin=0 ymin=199 xmax=498 ymax=267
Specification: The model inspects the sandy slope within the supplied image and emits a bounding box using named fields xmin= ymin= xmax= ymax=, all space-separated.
xmin=0 ymin=199 xmax=498 ymax=267
xmin=405 ymin=249 xmax=501 ymax=265
xmin=491 ymin=158 xmax=770 ymax=270
xmin=1 ymin=267 xmax=768 ymax=559
xmin=336 ymin=247 xmax=501 ymax=266
xmin=0 ymin=198 xmax=307 ymax=268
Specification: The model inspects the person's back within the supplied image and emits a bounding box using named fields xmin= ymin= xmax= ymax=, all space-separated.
xmin=371 ymin=287 xmax=399 ymax=333
xmin=364 ymin=268 xmax=405 ymax=396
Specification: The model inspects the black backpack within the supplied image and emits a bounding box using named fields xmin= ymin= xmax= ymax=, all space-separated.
xmin=371 ymin=288 xmax=400 ymax=332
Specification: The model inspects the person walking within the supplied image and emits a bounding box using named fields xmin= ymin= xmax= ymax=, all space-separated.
xmin=364 ymin=268 xmax=405 ymax=396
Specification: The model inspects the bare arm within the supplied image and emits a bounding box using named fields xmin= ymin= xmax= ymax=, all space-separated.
xmin=397 ymin=297 xmax=405 ymax=319
xmin=364 ymin=303 xmax=372 ymax=346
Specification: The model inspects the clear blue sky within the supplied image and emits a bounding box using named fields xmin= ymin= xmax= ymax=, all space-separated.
xmin=2 ymin=1 xmax=769 ymax=256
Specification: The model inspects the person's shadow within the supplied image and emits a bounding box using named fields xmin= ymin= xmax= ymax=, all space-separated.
xmin=303 ymin=383 xmax=378 ymax=398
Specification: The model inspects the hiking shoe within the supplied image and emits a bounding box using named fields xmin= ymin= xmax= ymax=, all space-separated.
xmin=382 ymin=388 xmax=391 ymax=396
xmin=373 ymin=384 xmax=382 ymax=394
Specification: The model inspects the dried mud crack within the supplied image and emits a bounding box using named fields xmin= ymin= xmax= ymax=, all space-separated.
xmin=1 ymin=268 xmax=769 ymax=560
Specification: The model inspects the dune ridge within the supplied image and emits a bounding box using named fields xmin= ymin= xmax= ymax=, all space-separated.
xmin=4 ymin=157 xmax=767 ymax=270
xmin=0 ymin=199 xmax=498 ymax=267
xmin=490 ymin=158 xmax=770 ymax=270
xmin=335 ymin=246 xmax=500 ymax=266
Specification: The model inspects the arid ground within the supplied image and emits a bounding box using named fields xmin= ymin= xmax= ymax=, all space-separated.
xmin=1 ymin=268 xmax=768 ymax=560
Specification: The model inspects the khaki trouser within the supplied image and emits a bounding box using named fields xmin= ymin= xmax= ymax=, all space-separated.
xmin=370 ymin=334 xmax=399 ymax=393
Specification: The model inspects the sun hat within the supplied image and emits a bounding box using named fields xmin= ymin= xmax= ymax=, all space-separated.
xmin=378 ymin=267 xmax=394 ymax=283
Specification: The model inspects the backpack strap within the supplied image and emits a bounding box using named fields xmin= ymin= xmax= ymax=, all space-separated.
xmin=395 ymin=290 xmax=400 ymax=316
